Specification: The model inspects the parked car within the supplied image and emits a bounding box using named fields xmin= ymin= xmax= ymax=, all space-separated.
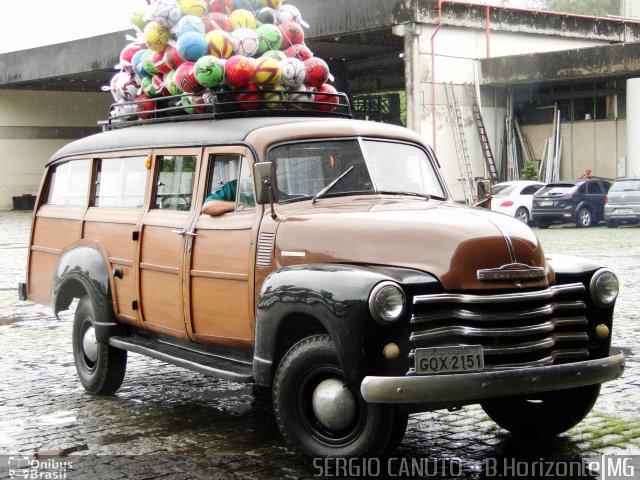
xmin=531 ymin=178 xmax=611 ymax=228
xmin=490 ymin=180 xmax=544 ymax=224
xmin=19 ymin=93 xmax=624 ymax=460
xmin=604 ymin=178 xmax=640 ymax=227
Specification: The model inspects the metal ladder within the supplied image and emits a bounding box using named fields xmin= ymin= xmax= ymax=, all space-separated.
xmin=444 ymin=82 xmax=475 ymax=204
xmin=464 ymin=83 xmax=499 ymax=183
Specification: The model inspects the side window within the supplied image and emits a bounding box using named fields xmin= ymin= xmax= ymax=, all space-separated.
xmin=521 ymin=185 xmax=541 ymax=195
xmin=46 ymin=159 xmax=91 ymax=206
xmin=587 ymin=182 xmax=603 ymax=195
xmin=206 ymin=155 xmax=255 ymax=211
xmin=154 ymin=155 xmax=197 ymax=211
xmin=577 ymin=184 xmax=587 ymax=195
xmin=95 ymin=157 xmax=147 ymax=208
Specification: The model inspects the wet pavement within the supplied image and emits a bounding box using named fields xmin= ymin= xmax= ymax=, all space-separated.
xmin=0 ymin=211 xmax=638 ymax=479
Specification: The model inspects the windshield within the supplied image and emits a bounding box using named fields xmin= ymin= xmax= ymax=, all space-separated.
xmin=536 ymin=184 xmax=575 ymax=196
xmin=269 ymin=139 xmax=445 ymax=202
xmin=610 ymin=180 xmax=640 ymax=192
xmin=491 ymin=184 xmax=516 ymax=197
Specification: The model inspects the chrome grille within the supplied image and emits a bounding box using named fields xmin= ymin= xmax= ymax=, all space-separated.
xmin=408 ymin=283 xmax=590 ymax=373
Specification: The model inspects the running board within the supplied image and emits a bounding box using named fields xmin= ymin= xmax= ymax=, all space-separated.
xmin=109 ymin=336 xmax=254 ymax=383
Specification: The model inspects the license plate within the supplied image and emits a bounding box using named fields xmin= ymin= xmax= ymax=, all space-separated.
xmin=539 ymin=201 xmax=553 ymax=207
xmin=616 ymin=209 xmax=632 ymax=214
xmin=415 ymin=346 xmax=484 ymax=375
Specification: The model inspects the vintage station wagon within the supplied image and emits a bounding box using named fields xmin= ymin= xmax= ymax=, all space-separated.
xmin=21 ymin=95 xmax=624 ymax=459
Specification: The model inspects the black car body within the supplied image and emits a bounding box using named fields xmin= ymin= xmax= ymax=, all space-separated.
xmin=532 ymin=179 xmax=611 ymax=228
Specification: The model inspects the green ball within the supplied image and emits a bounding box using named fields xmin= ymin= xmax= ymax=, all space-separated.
xmin=256 ymin=24 xmax=283 ymax=55
xmin=262 ymin=50 xmax=287 ymax=61
xmin=194 ymin=55 xmax=226 ymax=88
xmin=131 ymin=8 xmax=150 ymax=31
xmin=165 ymin=70 xmax=182 ymax=95
xmin=141 ymin=49 xmax=161 ymax=75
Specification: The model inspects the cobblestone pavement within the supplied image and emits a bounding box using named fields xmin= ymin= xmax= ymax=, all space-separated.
xmin=0 ymin=211 xmax=638 ymax=479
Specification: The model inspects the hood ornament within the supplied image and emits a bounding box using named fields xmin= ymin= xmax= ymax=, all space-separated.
xmin=477 ymin=263 xmax=546 ymax=281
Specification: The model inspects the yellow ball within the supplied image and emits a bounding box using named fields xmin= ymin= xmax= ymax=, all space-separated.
xmin=253 ymin=57 xmax=281 ymax=86
xmin=261 ymin=84 xmax=288 ymax=109
xmin=131 ymin=8 xmax=150 ymax=31
xmin=144 ymin=21 xmax=171 ymax=52
xmin=180 ymin=0 xmax=209 ymax=17
xmin=205 ymin=30 xmax=234 ymax=59
xmin=229 ymin=9 xmax=257 ymax=30
xmin=260 ymin=0 xmax=282 ymax=8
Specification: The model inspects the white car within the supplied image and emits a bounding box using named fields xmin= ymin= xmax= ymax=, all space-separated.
xmin=491 ymin=180 xmax=545 ymax=224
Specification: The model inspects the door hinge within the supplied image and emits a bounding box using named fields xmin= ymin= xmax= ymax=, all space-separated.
xmin=132 ymin=230 xmax=139 ymax=241
xmin=132 ymin=300 xmax=138 ymax=311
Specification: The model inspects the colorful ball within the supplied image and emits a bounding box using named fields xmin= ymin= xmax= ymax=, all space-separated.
xmin=253 ymin=56 xmax=281 ymax=86
xmin=140 ymin=76 xmax=159 ymax=96
xmin=304 ymin=57 xmax=330 ymax=87
xmin=118 ymin=43 xmax=142 ymax=68
xmin=209 ymin=0 xmax=233 ymax=14
xmin=285 ymin=44 xmax=313 ymax=61
xmin=148 ymin=0 xmax=183 ymax=28
xmin=235 ymin=83 xmax=261 ymax=110
xmin=142 ymin=49 xmax=164 ymax=75
xmin=136 ymin=94 xmax=156 ymax=119
xmin=175 ymin=15 xmax=206 ymax=36
xmin=110 ymin=72 xmax=139 ymax=101
xmin=260 ymin=0 xmax=282 ymax=9
xmin=224 ymin=55 xmax=255 ymax=88
xmin=232 ymin=28 xmax=259 ymax=57
xmin=205 ymin=30 xmax=234 ymax=59
xmin=289 ymin=84 xmax=314 ymax=105
xmin=165 ymin=70 xmax=182 ymax=95
xmin=203 ymin=12 xmax=232 ymax=32
xmin=314 ymin=84 xmax=339 ymax=111
xmin=175 ymin=61 xmax=202 ymax=93
xmin=131 ymin=8 xmax=150 ymax=31
xmin=163 ymin=45 xmax=185 ymax=70
xmin=177 ymin=32 xmax=208 ymax=61
xmin=182 ymin=93 xmax=211 ymax=114
xmin=229 ymin=9 xmax=257 ymax=29
xmin=194 ymin=55 xmax=226 ymax=87
xmin=234 ymin=0 xmax=260 ymax=11
xmin=256 ymin=24 xmax=282 ymax=54
xmin=261 ymin=84 xmax=287 ymax=109
xmin=132 ymin=49 xmax=152 ymax=78
xmin=279 ymin=21 xmax=304 ymax=48
xmin=280 ymin=57 xmax=305 ymax=87
xmin=180 ymin=0 xmax=209 ymax=17
xmin=152 ymin=74 xmax=170 ymax=95
xmin=256 ymin=7 xmax=277 ymax=25
xmin=261 ymin=49 xmax=287 ymax=61
xmin=277 ymin=4 xmax=302 ymax=24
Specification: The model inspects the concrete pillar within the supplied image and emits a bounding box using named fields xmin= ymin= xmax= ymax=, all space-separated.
xmin=626 ymin=78 xmax=640 ymax=177
xmin=399 ymin=23 xmax=422 ymax=136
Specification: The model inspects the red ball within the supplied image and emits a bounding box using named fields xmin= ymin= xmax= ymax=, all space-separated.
xmin=285 ymin=44 xmax=313 ymax=61
xmin=224 ymin=55 xmax=255 ymax=88
xmin=203 ymin=12 xmax=232 ymax=32
xmin=136 ymin=94 xmax=155 ymax=120
xmin=119 ymin=43 xmax=142 ymax=68
xmin=314 ymin=84 xmax=339 ymax=112
xmin=304 ymin=58 xmax=330 ymax=88
xmin=163 ymin=46 xmax=185 ymax=71
xmin=235 ymin=83 xmax=261 ymax=110
xmin=209 ymin=0 xmax=233 ymax=14
xmin=175 ymin=62 xmax=202 ymax=93
xmin=279 ymin=21 xmax=304 ymax=48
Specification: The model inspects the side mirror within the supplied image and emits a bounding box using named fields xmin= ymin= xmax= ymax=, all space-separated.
xmin=253 ymin=161 xmax=277 ymax=219
xmin=475 ymin=179 xmax=492 ymax=208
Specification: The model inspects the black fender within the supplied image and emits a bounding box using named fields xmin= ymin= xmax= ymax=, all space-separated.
xmin=574 ymin=201 xmax=596 ymax=221
xmin=52 ymin=244 xmax=119 ymax=343
xmin=253 ymin=263 xmax=441 ymax=386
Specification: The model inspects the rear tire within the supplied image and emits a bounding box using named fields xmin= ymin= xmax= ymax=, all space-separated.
xmin=72 ymin=296 xmax=127 ymax=395
xmin=576 ymin=207 xmax=593 ymax=228
xmin=606 ymin=220 xmax=618 ymax=228
xmin=537 ymin=219 xmax=551 ymax=229
xmin=273 ymin=335 xmax=395 ymax=459
xmin=481 ymin=384 xmax=600 ymax=436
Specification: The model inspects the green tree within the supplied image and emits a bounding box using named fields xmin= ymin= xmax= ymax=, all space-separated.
xmin=524 ymin=0 xmax=621 ymax=17
xmin=520 ymin=161 xmax=540 ymax=181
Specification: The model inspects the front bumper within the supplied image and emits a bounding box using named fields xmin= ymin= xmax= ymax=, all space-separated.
xmin=360 ymin=349 xmax=624 ymax=404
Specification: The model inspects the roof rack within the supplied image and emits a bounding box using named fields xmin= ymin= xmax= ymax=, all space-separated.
xmin=100 ymin=89 xmax=352 ymax=131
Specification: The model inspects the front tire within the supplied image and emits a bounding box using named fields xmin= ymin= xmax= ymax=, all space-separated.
xmin=515 ymin=207 xmax=530 ymax=224
xmin=576 ymin=207 xmax=593 ymax=228
xmin=481 ymin=384 xmax=600 ymax=436
xmin=72 ymin=296 xmax=127 ymax=395
xmin=273 ymin=335 xmax=395 ymax=459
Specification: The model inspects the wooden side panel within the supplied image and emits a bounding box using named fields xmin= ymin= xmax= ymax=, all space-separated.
xmin=32 ymin=217 xmax=81 ymax=251
xmin=139 ymin=269 xmax=187 ymax=339
xmin=191 ymin=229 xmax=250 ymax=274
xmin=140 ymin=225 xmax=183 ymax=268
xmin=27 ymin=251 xmax=59 ymax=304
xmin=114 ymin=266 xmax=137 ymax=323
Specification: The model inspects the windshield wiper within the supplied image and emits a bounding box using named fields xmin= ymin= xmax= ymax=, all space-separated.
xmin=312 ymin=166 xmax=354 ymax=204
xmin=378 ymin=190 xmax=432 ymax=200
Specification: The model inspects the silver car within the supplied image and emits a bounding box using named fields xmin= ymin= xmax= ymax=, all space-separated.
xmin=604 ymin=178 xmax=640 ymax=227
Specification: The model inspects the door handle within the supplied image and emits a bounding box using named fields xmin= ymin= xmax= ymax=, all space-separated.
xmin=171 ymin=229 xmax=197 ymax=237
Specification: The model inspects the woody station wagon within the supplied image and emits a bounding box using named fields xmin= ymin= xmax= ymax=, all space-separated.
xmin=21 ymin=93 xmax=625 ymax=459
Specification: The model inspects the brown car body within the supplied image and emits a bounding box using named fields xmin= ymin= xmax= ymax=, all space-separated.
xmin=22 ymin=115 xmax=624 ymax=459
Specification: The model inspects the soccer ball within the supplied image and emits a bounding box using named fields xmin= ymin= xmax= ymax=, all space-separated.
xmin=174 ymin=15 xmax=206 ymax=37
xmin=203 ymin=12 xmax=232 ymax=32
xmin=194 ymin=55 xmax=226 ymax=88
xmin=175 ymin=61 xmax=202 ymax=93
xmin=163 ymin=45 xmax=185 ymax=70
xmin=260 ymin=0 xmax=282 ymax=9
xmin=141 ymin=49 xmax=164 ymax=75
xmin=253 ymin=56 xmax=281 ymax=86
xmin=131 ymin=8 xmax=150 ymax=31
xmin=256 ymin=7 xmax=277 ymax=25
xmin=209 ymin=0 xmax=233 ymax=14
xmin=261 ymin=84 xmax=288 ymax=109
xmin=289 ymin=84 xmax=314 ymax=106
xmin=256 ymin=24 xmax=282 ymax=55
xmin=110 ymin=99 xmax=137 ymax=121
xmin=234 ymin=0 xmax=260 ymax=11
xmin=279 ymin=21 xmax=304 ymax=48
xmin=136 ymin=94 xmax=156 ymax=119
xmin=285 ymin=44 xmax=313 ymax=61
xmin=277 ymin=4 xmax=302 ymax=24
xmin=224 ymin=55 xmax=255 ymax=88
xmin=152 ymin=74 xmax=170 ymax=95
xmin=232 ymin=28 xmax=259 ymax=57
xmin=179 ymin=0 xmax=209 ymax=17
xmin=261 ymin=49 xmax=287 ymax=61
xmin=177 ymin=32 xmax=209 ymax=61
xmin=304 ymin=57 xmax=330 ymax=88
xmin=205 ymin=30 xmax=234 ymax=59
xmin=280 ymin=57 xmax=305 ymax=87
xmin=147 ymin=0 xmax=183 ymax=28
xmin=164 ymin=70 xmax=182 ymax=95
xmin=235 ymin=83 xmax=261 ymax=110
xmin=117 ymin=43 xmax=142 ymax=69
xmin=132 ymin=49 xmax=152 ymax=78
xmin=110 ymin=72 xmax=139 ymax=101
xmin=314 ymin=84 xmax=339 ymax=112
xmin=229 ymin=9 xmax=258 ymax=29
xmin=144 ymin=21 xmax=171 ymax=52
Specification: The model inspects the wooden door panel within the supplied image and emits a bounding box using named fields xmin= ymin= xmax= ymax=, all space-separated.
xmin=191 ymin=229 xmax=251 ymax=274
xmin=139 ymin=269 xmax=187 ymax=338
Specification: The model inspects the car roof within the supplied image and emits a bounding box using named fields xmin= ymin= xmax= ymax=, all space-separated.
xmin=494 ymin=180 xmax=544 ymax=186
xmin=48 ymin=116 xmax=424 ymax=165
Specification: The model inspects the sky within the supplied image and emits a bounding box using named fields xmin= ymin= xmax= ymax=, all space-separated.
xmin=0 ymin=0 xmax=534 ymax=55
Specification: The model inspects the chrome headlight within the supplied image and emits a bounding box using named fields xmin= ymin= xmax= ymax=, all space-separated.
xmin=369 ymin=281 xmax=406 ymax=324
xmin=589 ymin=269 xmax=619 ymax=307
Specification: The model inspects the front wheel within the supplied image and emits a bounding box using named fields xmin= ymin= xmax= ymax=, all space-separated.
xmin=481 ymin=384 xmax=600 ymax=436
xmin=273 ymin=335 xmax=396 ymax=459
xmin=72 ymin=296 xmax=127 ymax=394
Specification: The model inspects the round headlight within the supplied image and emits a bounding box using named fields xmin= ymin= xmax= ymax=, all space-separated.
xmin=589 ymin=269 xmax=619 ymax=307
xmin=369 ymin=281 xmax=406 ymax=324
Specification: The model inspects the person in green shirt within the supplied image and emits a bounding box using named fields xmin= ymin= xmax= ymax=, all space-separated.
xmin=202 ymin=179 xmax=238 ymax=216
